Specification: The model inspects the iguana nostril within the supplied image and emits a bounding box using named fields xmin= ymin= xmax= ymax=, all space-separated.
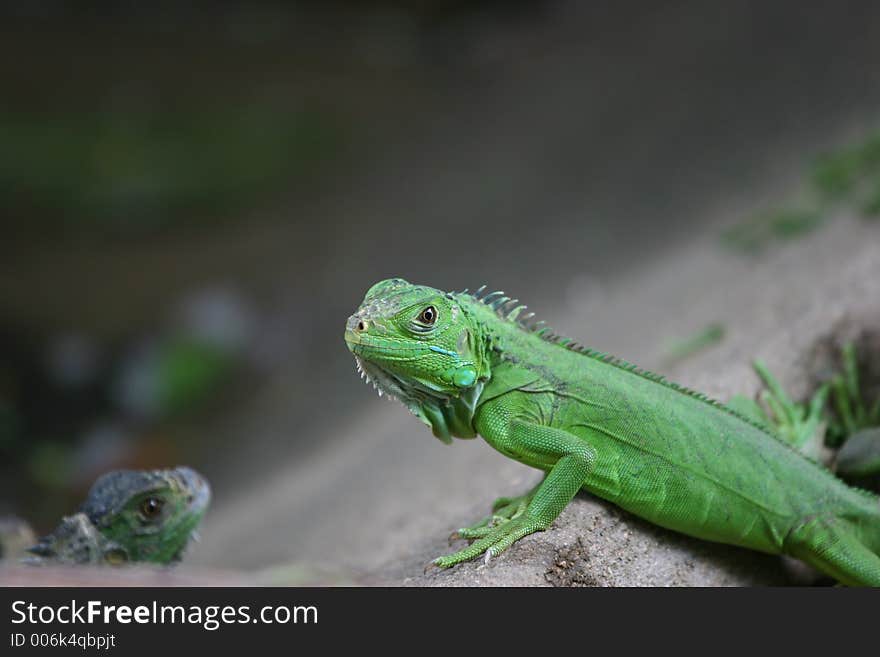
xmin=345 ymin=315 xmax=368 ymax=332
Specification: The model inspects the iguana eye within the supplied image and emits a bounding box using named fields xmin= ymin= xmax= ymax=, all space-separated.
xmin=140 ymin=497 xmax=164 ymax=520
xmin=418 ymin=306 xmax=437 ymax=325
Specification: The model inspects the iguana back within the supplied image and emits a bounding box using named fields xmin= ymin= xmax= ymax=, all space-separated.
xmin=480 ymin=316 xmax=878 ymax=553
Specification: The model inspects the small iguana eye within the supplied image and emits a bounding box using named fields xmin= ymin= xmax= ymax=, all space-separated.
xmin=140 ymin=497 xmax=164 ymax=520
xmin=418 ymin=306 xmax=437 ymax=325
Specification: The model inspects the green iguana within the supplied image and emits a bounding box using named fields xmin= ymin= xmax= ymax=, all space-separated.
xmin=27 ymin=467 xmax=210 ymax=565
xmin=344 ymin=278 xmax=880 ymax=585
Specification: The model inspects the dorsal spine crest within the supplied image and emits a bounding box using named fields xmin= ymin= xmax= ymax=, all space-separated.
xmin=457 ymin=284 xmax=879 ymax=499
xmin=456 ymin=285 xmax=817 ymax=441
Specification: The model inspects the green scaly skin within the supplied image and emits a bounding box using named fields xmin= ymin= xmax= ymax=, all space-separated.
xmin=27 ymin=467 xmax=210 ymax=566
xmin=345 ymin=279 xmax=880 ymax=585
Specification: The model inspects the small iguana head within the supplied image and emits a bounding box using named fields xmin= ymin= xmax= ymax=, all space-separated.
xmin=29 ymin=466 xmax=211 ymax=565
xmin=344 ymin=278 xmax=489 ymax=442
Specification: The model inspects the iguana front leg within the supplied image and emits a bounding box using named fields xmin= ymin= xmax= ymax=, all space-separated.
xmin=433 ymin=414 xmax=596 ymax=568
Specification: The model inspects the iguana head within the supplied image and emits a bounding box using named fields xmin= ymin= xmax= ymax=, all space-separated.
xmin=28 ymin=466 xmax=211 ymax=565
xmin=344 ymin=278 xmax=490 ymax=443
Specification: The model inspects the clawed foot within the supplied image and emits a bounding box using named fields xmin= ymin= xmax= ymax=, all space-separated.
xmin=448 ymin=491 xmax=534 ymax=542
xmin=435 ymin=485 xmax=542 ymax=568
xmin=434 ymin=514 xmax=545 ymax=568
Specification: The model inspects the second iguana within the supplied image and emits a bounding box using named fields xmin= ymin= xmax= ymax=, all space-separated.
xmin=27 ymin=466 xmax=210 ymax=566
xmin=345 ymin=278 xmax=880 ymax=585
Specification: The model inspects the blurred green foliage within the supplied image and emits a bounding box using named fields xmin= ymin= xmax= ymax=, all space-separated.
xmin=861 ymin=183 xmax=880 ymax=218
xmin=1 ymin=103 xmax=344 ymax=233
xmin=827 ymin=343 xmax=880 ymax=448
xmin=27 ymin=442 xmax=73 ymax=489
xmin=662 ymin=323 xmax=725 ymax=365
xmin=811 ymin=132 xmax=880 ymax=203
xmin=721 ymin=208 xmax=825 ymax=255
xmin=722 ymin=128 xmax=880 ymax=253
xmin=157 ymin=338 xmax=235 ymax=417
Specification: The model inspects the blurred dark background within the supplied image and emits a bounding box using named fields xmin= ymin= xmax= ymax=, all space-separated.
xmin=2 ymin=1 xmax=880 ymax=547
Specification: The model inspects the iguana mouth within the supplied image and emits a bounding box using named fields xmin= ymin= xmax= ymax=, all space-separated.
xmin=353 ymin=356 xmax=402 ymax=401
